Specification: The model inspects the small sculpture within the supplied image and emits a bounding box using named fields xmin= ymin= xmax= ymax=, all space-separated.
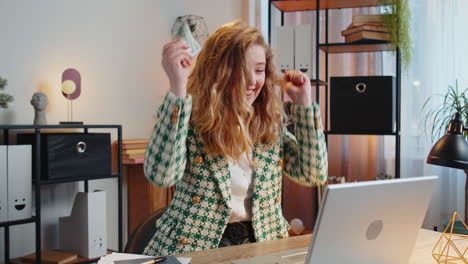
xmin=30 ymin=92 xmax=48 ymax=125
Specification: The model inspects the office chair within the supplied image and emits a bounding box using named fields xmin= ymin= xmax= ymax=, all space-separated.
xmin=124 ymin=207 xmax=168 ymax=254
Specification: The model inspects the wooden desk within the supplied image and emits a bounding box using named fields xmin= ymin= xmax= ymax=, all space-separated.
xmin=175 ymin=229 xmax=447 ymax=264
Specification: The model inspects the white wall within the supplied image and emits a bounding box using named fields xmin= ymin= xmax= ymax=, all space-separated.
xmin=0 ymin=0 xmax=248 ymax=261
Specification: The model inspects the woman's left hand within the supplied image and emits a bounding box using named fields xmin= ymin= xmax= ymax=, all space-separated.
xmin=283 ymin=70 xmax=312 ymax=106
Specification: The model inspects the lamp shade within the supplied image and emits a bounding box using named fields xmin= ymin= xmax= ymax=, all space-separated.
xmin=427 ymin=133 xmax=468 ymax=169
xmin=426 ymin=113 xmax=468 ymax=170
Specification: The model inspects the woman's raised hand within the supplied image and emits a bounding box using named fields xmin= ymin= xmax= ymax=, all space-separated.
xmin=162 ymin=39 xmax=193 ymax=98
xmin=283 ymin=70 xmax=312 ymax=106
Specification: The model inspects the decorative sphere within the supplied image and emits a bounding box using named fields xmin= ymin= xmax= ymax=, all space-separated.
xmin=290 ymin=218 xmax=305 ymax=235
xmin=61 ymin=80 xmax=76 ymax=95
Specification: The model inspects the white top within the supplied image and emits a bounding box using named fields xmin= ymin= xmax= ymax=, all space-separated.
xmin=228 ymin=152 xmax=254 ymax=223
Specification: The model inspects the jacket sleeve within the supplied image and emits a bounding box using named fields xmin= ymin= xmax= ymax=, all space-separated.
xmin=144 ymin=91 xmax=192 ymax=187
xmin=282 ymin=102 xmax=328 ymax=186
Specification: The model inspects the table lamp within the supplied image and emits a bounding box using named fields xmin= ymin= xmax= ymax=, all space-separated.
xmin=426 ymin=112 xmax=468 ymax=222
xmin=59 ymin=68 xmax=83 ymax=125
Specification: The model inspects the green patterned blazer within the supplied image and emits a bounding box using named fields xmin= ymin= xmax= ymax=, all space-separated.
xmin=143 ymin=91 xmax=328 ymax=256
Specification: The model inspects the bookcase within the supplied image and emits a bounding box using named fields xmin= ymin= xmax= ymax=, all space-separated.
xmin=269 ymin=0 xmax=401 ymax=182
xmin=0 ymin=124 xmax=123 ymax=264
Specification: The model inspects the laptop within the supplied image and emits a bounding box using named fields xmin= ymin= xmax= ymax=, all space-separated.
xmin=233 ymin=176 xmax=438 ymax=264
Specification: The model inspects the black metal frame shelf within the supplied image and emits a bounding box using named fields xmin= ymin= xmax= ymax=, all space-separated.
xmin=272 ymin=0 xmax=383 ymax=12
xmin=325 ymin=131 xmax=399 ymax=136
xmin=269 ymin=0 xmax=401 ymax=178
xmin=0 ymin=124 xmax=121 ymax=129
xmin=319 ymin=42 xmax=394 ymax=53
xmin=0 ymin=217 xmax=37 ymax=228
xmin=37 ymin=174 xmax=120 ymax=185
xmin=310 ymin=79 xmax=328 ymax=86
xmin=0 ymin=124 xmax=123 ymax=264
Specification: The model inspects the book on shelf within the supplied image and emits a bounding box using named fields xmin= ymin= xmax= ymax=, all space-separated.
xmin=123 ymin=158 xmax=144 ymax=164
xmin=122 ymin=149 xmax=145 ymax=155
xmin=21 ymin=250 xmax=78 ymax=264
xmin=344 ymin=30 xmax=390 ymax=43
xmin=123 ymin=153 xmax=145 ymax=160
xmin=122 ymin=139 xmax=148 ymax=150
xmin=122 ymin=139 xmax=148 ymax=145
xmin=112 ymin=139 xmax=148 ymax=170
xmin=122 ymin=143 xmax=148 ymax=150
xmin=342 ymin=24 xmax=388 ymax=36
xmin=352 ymin=14 xmax=390 ymax=24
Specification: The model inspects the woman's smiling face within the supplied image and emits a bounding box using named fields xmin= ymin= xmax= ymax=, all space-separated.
xmin=244 ymin=44 xmax=266 ymax=105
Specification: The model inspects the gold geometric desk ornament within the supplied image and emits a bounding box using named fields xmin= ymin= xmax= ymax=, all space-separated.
xmin=433 ymin=212 xmax=468 ymax=263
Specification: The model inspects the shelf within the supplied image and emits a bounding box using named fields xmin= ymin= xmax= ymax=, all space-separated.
xmin=272 ymin=0 xmax=383 ymax=12
xmin=0 ymin=217 xmax=36 ymax=228
xmin=38 ymin=174 xmax=119 ymax=185
xmin=325 ymin=130 xmax=398 ymax=136
xmin=319 ymin=42 xmax=393 ymax=53
xmin=0 ymin=124 xmax=121 ymax=129
xmin=1 ymin=125 xmax=123 ymax=264
xmin=311 ymin=79 xmax=327 ymax=86
xmin=10 ymin=251 xmax=109 ymax=264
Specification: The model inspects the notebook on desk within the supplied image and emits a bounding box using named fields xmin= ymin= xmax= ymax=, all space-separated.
xmin=114 ymin=256 xmax=181 ymax=264
xmin=233 ymin=176 xmax=438 ymax=264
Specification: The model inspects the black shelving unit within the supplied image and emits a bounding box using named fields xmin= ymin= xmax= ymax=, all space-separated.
xmin=269 ymin=0 xmax=401 ymax=179
xmin=0 ymin=124 xmax=123 ymax=264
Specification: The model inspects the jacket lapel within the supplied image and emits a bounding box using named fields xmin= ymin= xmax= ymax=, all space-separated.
xmin=252 ymin=144 xmax=262 ymax=198
xmin=191 ymin=128 xmax=231 ymax=205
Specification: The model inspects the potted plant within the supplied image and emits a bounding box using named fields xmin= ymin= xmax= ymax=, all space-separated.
xmin=379 ymin=0 xmax=412 ymax=68
xmin=421 ymin=80 xmax=468 ymax=234
xmin=421 ymin=80 xmax=468 ymax=142
xmin=0 ymin=76 xmax=14 ymax=109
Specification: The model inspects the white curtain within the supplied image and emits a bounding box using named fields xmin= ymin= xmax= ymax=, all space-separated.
xmin=402 ymin=0 xmax=468 ymax=230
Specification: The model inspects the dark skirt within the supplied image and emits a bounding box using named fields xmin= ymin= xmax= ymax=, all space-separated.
xmin=218 ymin=221 xmax=256 ymax=248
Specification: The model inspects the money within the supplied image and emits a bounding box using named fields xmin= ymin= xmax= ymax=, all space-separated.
xmin=172 ymin=22 xmax=201 ymax=56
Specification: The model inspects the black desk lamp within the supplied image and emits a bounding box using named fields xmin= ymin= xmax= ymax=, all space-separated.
xmin=426 ymin=112 xmax=468 ymax=222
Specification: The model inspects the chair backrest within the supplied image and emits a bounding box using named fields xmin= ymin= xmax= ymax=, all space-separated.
xmin=124 ymin=207 xmax=167 ymax=254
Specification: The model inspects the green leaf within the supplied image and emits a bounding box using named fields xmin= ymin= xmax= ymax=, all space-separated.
xmin=0 ymin=76 xmax=7 ymax=90
xmin=421 ymin=80 xmax=468 ymax=142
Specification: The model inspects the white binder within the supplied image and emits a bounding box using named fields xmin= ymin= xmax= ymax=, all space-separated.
xmin=0 ymin=145 xmax=7 ymax=222
xmin=275 ymin=24 xmax=315 ymax=79
xmin=275 ymin=25 xmax=295 ymax=74
xmin=7 ymin=145 xmax=32 ymax=221
xmin=294 ymin=24 xmax=315 ymax=79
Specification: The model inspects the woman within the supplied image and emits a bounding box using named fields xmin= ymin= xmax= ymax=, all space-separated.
xmin=143 ymin=21 xmax=328 ymax=256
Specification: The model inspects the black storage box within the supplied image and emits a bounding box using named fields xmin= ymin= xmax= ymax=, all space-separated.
xmin=330 ymin=76 xmax=396 ymax=133
xmin=17 ymin=133 xmax=111 ymax=180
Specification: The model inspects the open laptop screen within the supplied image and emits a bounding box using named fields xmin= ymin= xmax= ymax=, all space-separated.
xmin=305 ymin=176 xmax=437 ymax=264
